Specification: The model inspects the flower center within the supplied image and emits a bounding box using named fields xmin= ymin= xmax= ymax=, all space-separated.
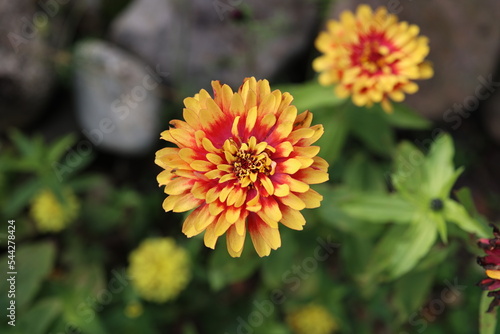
xmin=234 ymin=150 xmax=272 ymax=181
xmin=360 ymin=42 xmax=388 ymax=72
xmin=350 ymin=33 xmax=393 ymax=75
xmin=223 ymin=137 xmax=276 ymax=187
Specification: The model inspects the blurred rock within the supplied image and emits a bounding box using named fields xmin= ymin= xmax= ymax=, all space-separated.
xmin=109 ymin=0 xmax=319 ymax=92
xmin=73 ymin=40 xmax=162 ymax=155
xmin=328 ymin=0 xmax=500 ymax=120
xmin=0 ymin=0 xmax=56 ymax=130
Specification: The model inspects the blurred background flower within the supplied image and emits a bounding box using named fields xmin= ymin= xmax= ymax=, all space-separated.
xmin=313 ymin=4 xmax=433 ymax=112
xmin=30 ymin=187 xmax=80 ymax=233
xmin=124 ymin=300 xmax=144 ymax=319
xmin=128 ymin=237 xmax=191 ymax=303
xmin=286 ymin=304 xmax=338 ymax=334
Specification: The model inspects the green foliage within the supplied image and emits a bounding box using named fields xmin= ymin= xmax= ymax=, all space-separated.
xmin=275 ymin=81 xmax=346 ymax=112
xmin=332 ymin=134 xmax=490 ymax=281
xmin=480 ymin=291 xmax=498 ymax=334
xmin=339 ymin=193 xmax=417 ymax=224
xmin=208 ymin=238 xmax=260 ymax=291
xmin=0 ymin=131 xmax=94 ymax=220
xmin=17 ymin=298 xmax=62 ymax=334
xmin=0 ymin=242 xmax=56 ymax=312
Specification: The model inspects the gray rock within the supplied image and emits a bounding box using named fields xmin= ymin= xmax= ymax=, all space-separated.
xmin=109 ymin=0 xmax=319 ymax=92
xmin=328 ymin=0 xmax=500 ymax=120
xmin=73 ymin=40 xmax=162 ymax=155
xmin=0 ymin=0 xmax=56 ymax=130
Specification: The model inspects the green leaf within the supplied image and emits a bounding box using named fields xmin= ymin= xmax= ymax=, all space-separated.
xmin=59 ymin=311 xmax=108 ymax=334
xmin=183 ymin=323 xmax=200 ymax=334
xmin=343 ymin=153 xmax=387 ymax=193
xmin=67 ymin=174 xmax=107 ymax=192
xmin=479 ymin=290 xmax=497 ymax=334
xmin=393 ymin=267 xmax=436 ymax=324
xmin=348 ymin=104 xmax=396 ymax=156
xmin=339 ymin=193 xmax=417 ymax=224
xmin=443 ymin=199 xmax=490 ymax=238
xmin=8 ymin=129 xmax=37 ymax=159
xmin=98 ymin=300 xmax=157 ymax=334
xmin=391 ymin=141 xmax=427 ymax=201
xmin=386 ymin=216 xmax=437 ymax=279
xmin=428 ymin=211 xmax=448 ymax=243
xmin=257 ymin=322 xmax=290 ymax=334
xmin=314 ymin=106 xmax=350 ymax=165
xmin=17 ymin=298 xmax=62 ymax=334
xmin=438 ymin=167 xmax=465 ymax=199
xmin=43 ymin=175 xmax=70 ymax=206
xmin=0 ymin=242 xmax=56 ymax=312
xmin=70 ymin=263 xmax=107 ymax=296
xmin=51 ymin=150 xmax=95 ymax=182
xmin=2 ymin=178 xmax=42 ymax=217
xmin=261 ymin=234 xmax=296 ymax=288
xmin=423 ymin=133 xmax=456 ymax=197
xmin=207 ymin=238 xmax=260 ymax=291
xmin=318 ymin=186 xmax=381 ymax=234
xmin=276 ymin=81 xmax=346 ymax=112
xmin=366 ymin=216 xmax=437 ymax=281
xmin=54 ymin=264 xmax=108 ymax=334
xmin=412 ymin=244 xmax=451 ymax=272
xmin=46 ymin=134 xmax=77 ymax=165
xmin=385 ymin=103 xmax=432 ymax=129
xmin=454 ymin=187 xmax=479 ymax=216
xmin=362 ymin=224 xmax=409 ymax=283
xmin=17 ymin=242 xmax=56 ymax=310
xmin=341 ymin=229 xmax=381 ymax=290
xmin=454 ymin=187 xmax=492 ymax=238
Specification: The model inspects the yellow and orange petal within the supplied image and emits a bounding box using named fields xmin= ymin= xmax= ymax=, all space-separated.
xmin=155 ymin=77 xmax=329 ymax=257
xmin=313 ymin=4 xmax=433 ymax=113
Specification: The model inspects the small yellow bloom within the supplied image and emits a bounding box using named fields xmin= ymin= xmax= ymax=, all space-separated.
xmin=128 ymin=238 xmax=190 ymax=303
xmin=30 ymin=188 xmax=79 ymax=233
xmin=155 ymin=77 xmax=329 ymax=257
xmin=124 ymin=301 xmax=143 ymax=318
xmin=313 ymin=5 xmax=433 ymax=113
xmin=287 ymin=304 xmax=338 ymax=334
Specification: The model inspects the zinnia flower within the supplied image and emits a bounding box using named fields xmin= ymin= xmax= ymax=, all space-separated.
xmin=313 ymin=4 xmax=433 ymax=113
xmin=287 ymin=304 xmax=338 ymax=334
xmin=30 ymin=188 xmax=79 ymax=233
xmin=128 ymin=238 xmax=190 ymax=303
xmin=155 ymin=77 xmax=329 ymax=257
xmin=477 ymin=225 xmax=500 ymax=312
